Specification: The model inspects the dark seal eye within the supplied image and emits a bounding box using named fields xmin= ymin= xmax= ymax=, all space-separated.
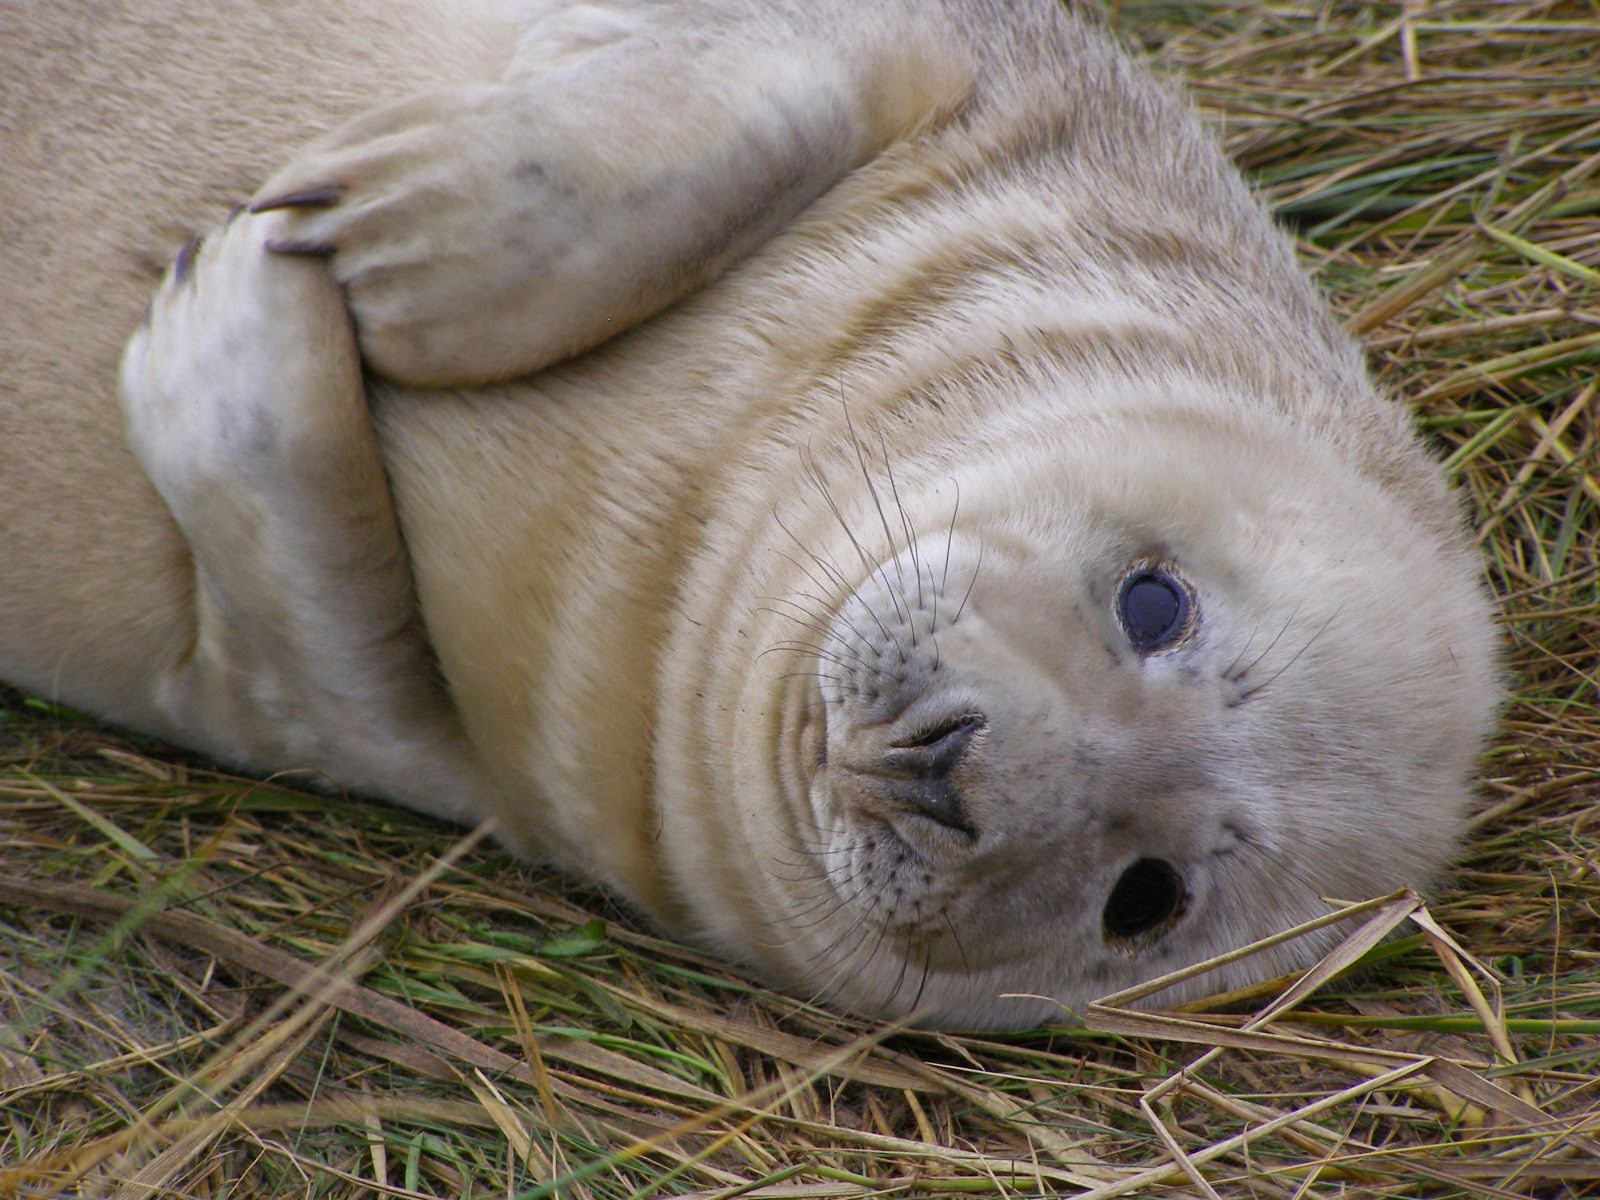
xmin=1103 ymin=857 xmax=1187 ymax=943
xmin=1117 ymin=568 xmax=1190 ymax=653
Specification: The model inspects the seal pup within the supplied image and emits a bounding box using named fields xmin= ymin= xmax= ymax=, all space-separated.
xmin=0 ymin=0 xmax=1499 ymax=1026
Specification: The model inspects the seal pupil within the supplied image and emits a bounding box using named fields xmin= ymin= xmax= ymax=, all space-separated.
xmin=1103 ymin=857 xmax=1186 ymax=941
xmin=1118 ymin=570 xmax=1187 ymax=652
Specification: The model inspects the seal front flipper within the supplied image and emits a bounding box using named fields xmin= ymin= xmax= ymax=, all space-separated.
xmin=119 ymin=211 xmax=493 ymax=821
xmin=249 ymin=0 xmax=974 ymax=389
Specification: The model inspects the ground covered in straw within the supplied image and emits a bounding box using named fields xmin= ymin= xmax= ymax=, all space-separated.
xmin=3 ymin=3 xmax=1598 ymax=1196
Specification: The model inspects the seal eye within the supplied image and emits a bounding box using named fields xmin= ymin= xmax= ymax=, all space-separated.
xmin=1117 ymin=568 xmax=1189 ymax=653
xmin=1103 ymin=857 xmax=1187 ymax=943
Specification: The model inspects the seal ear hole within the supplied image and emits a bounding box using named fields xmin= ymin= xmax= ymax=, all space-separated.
xmin=1103 ymin=857 xmax=1187 ymax=944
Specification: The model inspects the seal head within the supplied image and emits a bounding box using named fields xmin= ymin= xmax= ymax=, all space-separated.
xmin=669 ymin=379 xmax=1499 ymax=1029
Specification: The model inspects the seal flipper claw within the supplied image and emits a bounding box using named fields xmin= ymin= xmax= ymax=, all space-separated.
xmin=172 ymin=234 xmax=203 ymax=284
xmin=250 ymin=184 xmax=346 ymax=213
xmin=264 ymin=237 xmax=338 ymax=258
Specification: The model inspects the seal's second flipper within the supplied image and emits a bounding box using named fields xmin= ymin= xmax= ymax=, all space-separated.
xmin=119 ymin=210 xmax=493 ymax=821
xmin=248 ymin=0 xmax=974 ymax=389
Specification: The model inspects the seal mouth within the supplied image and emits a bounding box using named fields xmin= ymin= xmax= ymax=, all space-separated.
xmin=1102 ymin=857 xmax=1188 ymax=948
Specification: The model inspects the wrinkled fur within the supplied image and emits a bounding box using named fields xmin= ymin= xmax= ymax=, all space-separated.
xmin=0 ymin=0 xmax=1499 ymax=1026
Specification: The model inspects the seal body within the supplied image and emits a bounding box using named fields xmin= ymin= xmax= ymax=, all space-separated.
xmin=0 ymin=0 xmax=1499 ymax=1026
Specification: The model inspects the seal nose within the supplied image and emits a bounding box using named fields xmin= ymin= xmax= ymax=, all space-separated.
xmin=881 ymin=712 xmax=985 ymax=832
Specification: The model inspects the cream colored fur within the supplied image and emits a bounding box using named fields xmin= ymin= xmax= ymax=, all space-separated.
xmin=0 ymin=0 xmax=1499 ymax=1027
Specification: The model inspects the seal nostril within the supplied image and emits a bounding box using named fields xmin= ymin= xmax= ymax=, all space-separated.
xmin=886 ymin=712 xmax=984 ymax=777
xmin=877 ymin=712 xmax=985 ymax=835
xmin=1103 ymin=857 xmax=1187 ymax=943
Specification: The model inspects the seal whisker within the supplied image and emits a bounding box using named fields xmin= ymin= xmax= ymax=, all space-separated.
xmin=951 ymin=538 xmax=984 ymax=625
xmin=771 ymin=842 xmax=849 ymax=870
xmin=939 ymin=480 xmax=961 ymax=607
xmin=799 ymin=447 xmax=907 ymax=661
xmin=757 ymin=592 xmax=832 ymax=628
xmin=773 ymin=840 xmax=843 ymax=861
xmin=1229 ymin=604 xmax=1301 ymax=684
xmin=777 ymin=827 xmax=853 ymax=853
xmin=879 ymin=922 xmax=918 ymax=1013
xmin=828 ymin=422 xmax=916 ymax=648
xmin=789 ymin=587 xmax=882 ymax=656
xmin=1222 ymin=619 xmax=1264 ymax=681
xmin=857 ymin=913 xmax=901 ymax=1010
xmin=1235 ymin=606 xmax=1343 ymax=705
xmin=877 ymin=427 xmax=924 ymax=614
xmin=760 ymin=641 xmax=857 ymax=674
xmin=791 ymin=900 xmax=883 ymax=1011
xmin=841 ymin=398 xmax=915 ymax=639
xmin=778 ymin=839 xmax=849 ymax=858
xmin=770 ymin=544 xmax=895 ymax=666
xmin=772 ymin=528 xmax=900 ymax=669
xmin=767 ymin=889 xmax=852 ymax=936
xmin=806 ymin=870 xmax=880 ymax=959
xmin=786 ymin=884 xmax=859 ymax=928
xmin=906 ymin=942 xmax=934 ymax=1017
xmin=942 ymin=912 xmax=972 ymax=977
xmin=768 ymin=856 xmax=850 ymax=891
xmin=773 ymin=519 xmax=854 ymax=602
xmin=755 ymin=602 xmax=872 ymax=667
xmin=776 ymin=493 xmax=866 ymax=609
xmin=758 ymin=632 xmax=870 ymax=674
xmin=808 ymin=905 xmax=884 ymax=1006
xmin=928 ymin=479 xmax=963 ymax=668
xmin=772 ymin=837 xmax=862 ymax=887
xmin=764 ymin=859 xmax=852 ymax=910
xmin=755 ymin=611 xmax=838 ymax=649
xmin=1227 ymin=834 xmax=1329 ymax=912
xmin=919 ymin=560 xmax=945 ymax=671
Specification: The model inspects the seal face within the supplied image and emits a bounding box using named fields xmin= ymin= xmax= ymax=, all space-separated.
xmin=673 ymin=392 xmax=1500 ymax=1027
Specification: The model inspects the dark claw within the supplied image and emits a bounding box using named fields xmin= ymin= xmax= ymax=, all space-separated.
xmin=173 ymin=235 xmax=203 ymax=283
xmin=265 ymin=237 xmax=338 ymax=258
xmin=250 ymin=184 xmax=346 ymax=213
